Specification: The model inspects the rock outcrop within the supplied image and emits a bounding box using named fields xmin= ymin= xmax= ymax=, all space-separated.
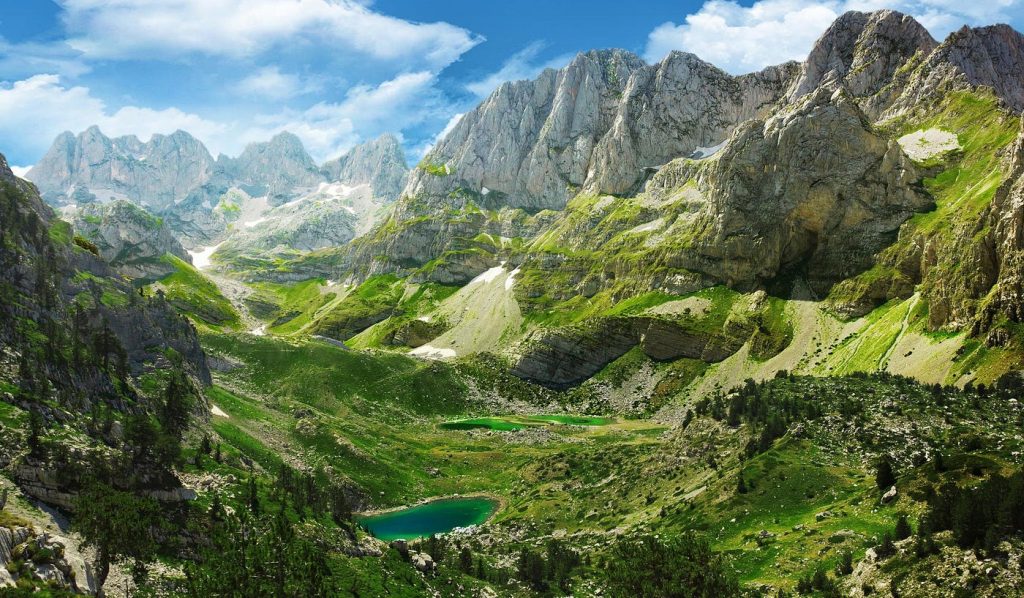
xmin=679 ymin=85 xmax=930 ymax=295
xmin=511 ymin=316 xmax=749 ymax=388
xmin=219 ymin=132 xmax=324 ymax=201
xmin=977 ymin=117 xmax=1024 ymax=334
xmin=65 ymin=200 xmax=190 ymax=280
xmin=787 ymin=10 xmax=937 ymax=118
xmin=0 ymin=526 xmax=94 ymax=593
xmin=321 ymin=133 xmax=409 ymax=202
xmin=892 ymin=24 xmax=1024 ymax=115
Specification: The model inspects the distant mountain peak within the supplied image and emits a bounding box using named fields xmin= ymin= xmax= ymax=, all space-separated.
xmin=320 ymin=134 xmax=409 ymax=202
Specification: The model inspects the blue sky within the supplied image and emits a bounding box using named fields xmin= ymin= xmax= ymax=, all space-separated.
xmin=0 ymin=0 xmax=1021 ymax=171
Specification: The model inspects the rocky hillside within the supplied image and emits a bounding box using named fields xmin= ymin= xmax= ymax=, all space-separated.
xmin=63 ymin=199 xmax=191 ymax=280
xmin=0 ymin=152 xmax=209 ymax=399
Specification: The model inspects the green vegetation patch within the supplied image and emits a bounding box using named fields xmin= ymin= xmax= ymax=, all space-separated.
xmin=148 ymin=254 xmax=240 ymax=329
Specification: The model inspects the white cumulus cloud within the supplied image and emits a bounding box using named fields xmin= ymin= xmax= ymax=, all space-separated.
xmin=58 ymin=0 xmax=483 ymax=71
xmin=0 ymin=74 xmax=227 ymax=161
xmin=10 ymin=165 xmax=32 ymax=178
xmin=644 ymin=0 xmax=1024 ymax=74
xmin=238 ymin=66 xmax=322 ymax=100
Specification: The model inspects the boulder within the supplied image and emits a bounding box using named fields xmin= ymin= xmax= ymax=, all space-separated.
xmin=411 ymin=552 xmax=436 ymax=573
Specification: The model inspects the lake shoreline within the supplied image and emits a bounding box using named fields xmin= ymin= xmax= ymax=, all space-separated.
xmin=355 ymin=492 xmax=506 ymax=525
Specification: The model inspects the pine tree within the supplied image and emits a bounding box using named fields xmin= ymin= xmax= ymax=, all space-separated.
xmin=74 ymin=483 xmax=159 ymax=597
xmin=875 ymin=457 xmax=896 ymax=491
xmin=894 ymin=514 xmax=912 ymax=540
xmin=247 ymin=476 xmax=260 ymax=516
xmin=459 ymin=546 xmax=473 ymax=573
xmin=209 ymin=493 xmax=224 ymax=523
xmin=837 ymin=550 xmax=853 ymax=576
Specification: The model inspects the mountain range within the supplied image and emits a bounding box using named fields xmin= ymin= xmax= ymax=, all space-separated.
xmin=3 ymin=8 xmax=1024 ymax=597
xmin=26 ymin=128 xmax=410 ymax=251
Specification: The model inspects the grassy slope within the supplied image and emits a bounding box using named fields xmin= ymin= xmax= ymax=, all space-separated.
xmin=147 ymin=254 xmax=241 ymax=330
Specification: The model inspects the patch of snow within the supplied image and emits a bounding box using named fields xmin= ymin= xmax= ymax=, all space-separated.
xmin=469 ymin=266 xmax=505 ymax=285
xmin=326 ymin=279 xmax=336 ymax=286
xmin=249 ymin=325 xmax=266 ymax=337
xmin=691 ymin=141 xmax=726 ymax=159
xmin=210 ymin=405 xmax=229 ymax=418
xmin=242 ymin=216 xmax=268 ymax=228
xmin=897 ymin=128 xmax=960 ymax=161
xmin=505 ymin=267 xmax=521 ymax=291
xmin=417 ymin=315 xmax=432 ymax=323
xmin=481 ymin=186 xmax=490 ymax=196
xmin=410 ymin=345 xmax=457 ymax=360
xmin=188 ymin=242 xmax=224 ymax=270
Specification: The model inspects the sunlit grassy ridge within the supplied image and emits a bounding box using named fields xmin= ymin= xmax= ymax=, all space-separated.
xmin=147 ymin=254 xmax=241 ymax=329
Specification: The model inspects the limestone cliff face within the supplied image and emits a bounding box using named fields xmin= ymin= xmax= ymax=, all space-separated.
xmin=66 ymin=200 xmax=190 ymax=280
xmin=975 ymin=118 xmax=1024 ymax=339
xmin=586 ymin=54 xmax=797 ymax=197
xmin=682 ymin=85 xmax=930 ymax=295
xmin=788 ymin=10 xmax=937 ymax=118
xmin=405 ymin=49 xmax=799 ymax=212
xmin=321 ymin=133 xmax=409 ymax=202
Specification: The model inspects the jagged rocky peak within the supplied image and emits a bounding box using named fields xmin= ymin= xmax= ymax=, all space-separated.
xmin=26 ymin=126 xmax=216 ymax=211
xmin=320 ymin=133 xmax=409 ymax=201
xmin=789 ymin=10 xmax=937 ymax=105
xmin=405 ymin=49 xmax=646 ymax=211
xmin=586 ymin=51 xmax=799 ymax=196
xmin=224 ymin=131 xmax=325 ymax=200
xmin=65 ymin=199 xmax=190 ymax=280
xmin=405 ymin=47 xmax=798 ymax=212
xmin=913 ymin=23 xmax=1024 ymax=113
xmin=0 ymin=151 xmax=17 ymax=184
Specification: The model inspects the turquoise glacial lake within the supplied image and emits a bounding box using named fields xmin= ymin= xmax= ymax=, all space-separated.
xmin=357 ymin=497 xmax=499 ymax=541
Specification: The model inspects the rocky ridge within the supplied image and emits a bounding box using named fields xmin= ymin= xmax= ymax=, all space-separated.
xmin=64 ymin=199 xmax=191 ymax=280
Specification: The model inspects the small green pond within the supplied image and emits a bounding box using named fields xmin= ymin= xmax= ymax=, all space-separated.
xmin=357 ymin=497 xmax=499 ymax=541
xmin=439 ymin=414 xmax=614 ymax=431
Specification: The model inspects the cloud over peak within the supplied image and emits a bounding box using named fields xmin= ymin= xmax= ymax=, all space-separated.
xmin=643 ymin=0 xmax=1023 ymax=74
